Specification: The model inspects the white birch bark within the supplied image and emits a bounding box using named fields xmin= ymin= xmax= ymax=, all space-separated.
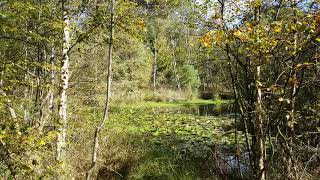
xmin=256 ymin=66 xmax=265 ymax=180
xmin=152 ymin=39 xmax=157 ymax=90
xmin=57 ymin=2 xmax=70 ymax=162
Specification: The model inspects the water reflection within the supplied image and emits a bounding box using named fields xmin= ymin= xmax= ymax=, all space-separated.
xmin=197 ymin=104 xmax=234 ymax=116
xmin=154 ymin=103 xmax=236 ymax=117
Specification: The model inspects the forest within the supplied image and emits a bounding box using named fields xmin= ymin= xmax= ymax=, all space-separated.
xmin=0 ymin=0 xmax=319 ymax=179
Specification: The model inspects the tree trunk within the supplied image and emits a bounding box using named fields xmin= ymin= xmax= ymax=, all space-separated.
xmin=172 ymin=55 xmax=181 ymax=91
xmin=41 ymin=47 xmax=56 ymax=131
xmin=57 ymin=1 xmax=70 ymax=162
xmin=171 ymin=37 xmax=181 ymax=91
xmin=0 ymin=90 xmax=17 ymax=120
xmin=0 ymin=66 xmax=17 ymax=121
xmin=256 ymin=66 xmax=266 ymax=180
xmin=287 ymin=2 xmax=298 ymax=177
xmin=152 ymin=39 xmax=157 ymax=90
xmin=48 ymin=47 xmax=55 ymax=115
xmin=87 ymin=0 xmax=115 ymax=179
xmin=23 ymin=47 xmax=30 ymax=124
xmin=23 ymin=73 xmax=30 ymax=123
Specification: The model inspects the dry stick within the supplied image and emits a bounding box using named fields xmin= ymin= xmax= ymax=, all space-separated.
xmin=299 ymin=154 xmax=315 ymax=180
xmin=86 ymin=0 xmax=114 ymax=179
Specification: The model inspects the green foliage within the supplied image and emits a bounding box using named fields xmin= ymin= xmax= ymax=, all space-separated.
xmin=178 ymin=65 xmax=201 ymax=91
xmin=0 ymin=120 xmax=58 ymax=178
xmin=199 ymin=0 xmax=320 ymax=179
xmin=113 ymin=32 xmax=153 ymax=90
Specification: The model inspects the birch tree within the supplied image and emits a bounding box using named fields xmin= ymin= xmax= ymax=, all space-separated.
xmin=57 ymin=0 xmax=71 ymax=162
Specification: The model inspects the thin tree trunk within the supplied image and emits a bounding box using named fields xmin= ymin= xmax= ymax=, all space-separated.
xmin=287 ymin=70 xmax=297 ymax=179
xmin=34 ymin=48 xmax=42 ymax=125
xmin=0 ymin=64 xmax=2 ymax=87
xmin=49 ymin=47 xmax=55 ymax=114
xmin=86 ymin=0 xmax=115 ymax=179
xmin=172 ymin=56 xmax=181 ymax=91
xmin=23 ymin=73 xmax=30 ymax=123
xmin=287 ymin=2 xmax=298 ymax=177
xmin=171 ymin=37 xmax=181 ymax=91
xmin=22 ymin=46 xmax=30 ymax=124
xmin=0 ymin=90 xmax=17 ymax=120
xmin=57 ymin=0 xmax=70 ymax=162
xmin=34 ymin=0 xmax=44 ymax=125
xmin=0 ymin=65 xmax=17 ymax=121
xmin=253 ymin=5 xmax=265 ymax=179
xmin=185 ymin=33 xmax=192 ymax=64
xmin=41 ymin=47 xmax=56 ymax=131
xmin=152 ymin=39 xmax=157 ymax=90
xmin=256 ymin=66 xmax=266 ymax=180
xmin=226 ymin=44 xmax=255 ymax=176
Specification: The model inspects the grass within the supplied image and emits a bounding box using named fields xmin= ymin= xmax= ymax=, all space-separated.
xmin=117 ymin=98 xmax=232 ymax=108
xmin=180 ymin=98 xmax=231 ymax=105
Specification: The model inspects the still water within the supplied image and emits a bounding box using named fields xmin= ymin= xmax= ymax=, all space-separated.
xmin=153 ymin=103 xmax=249 ymax=175
xmin=154 ymin=103 xmax=237 ymax=117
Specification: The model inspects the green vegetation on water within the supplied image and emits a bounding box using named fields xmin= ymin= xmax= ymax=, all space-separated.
xmin=69 ymin=103 xmax=246 ymax=179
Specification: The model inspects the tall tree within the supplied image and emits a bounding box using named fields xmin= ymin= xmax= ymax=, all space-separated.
xmin=87 ymin=0 xmax=115 ymax=178
xmin=57 ymin=0 xmax=71 ymax=162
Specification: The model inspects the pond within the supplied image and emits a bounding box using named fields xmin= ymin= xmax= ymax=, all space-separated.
xmin=99 ymin=101 xmax=250 ymax=179
xmin=151 ymin=103 xmax=237 ymax=117
xmin=148 ymin=102 xmax=249 ymax=176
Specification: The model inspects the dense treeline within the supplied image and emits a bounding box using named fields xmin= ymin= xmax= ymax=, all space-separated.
xmin=0 ymin=0 xmax=319 ymax=179
xmin=210 ymin=1 xmax=320 ymax=179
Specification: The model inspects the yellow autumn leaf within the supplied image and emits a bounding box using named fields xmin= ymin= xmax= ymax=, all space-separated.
xmin=213 ymin=30 xmax=225 ymax=43
xmin=274 ymin=26 xmax=282 ymax=33
xmin=39 ymin=139 xmax=46 ymax=146
xmin=234 ymin=30 xmax=242 ymax=37
xmin=233 ymin=30 xmax=248 ymax=41
xmin=200 ymin=32 xmax=213 ymax=48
